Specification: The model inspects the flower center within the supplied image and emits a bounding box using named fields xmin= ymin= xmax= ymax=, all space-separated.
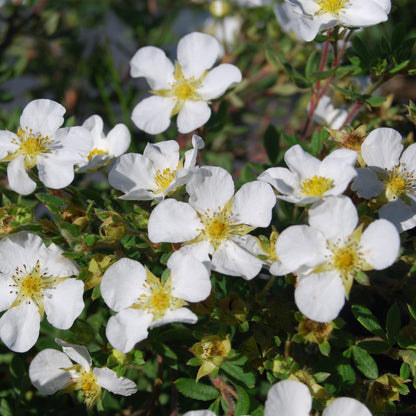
xmin=136 ymin=271 xmax=185 ymax=321
xmin=332 ymin=245 xmax=359 ymax=274
xmin=174 ymin=83 xmax=194 ymax=100
xmin=154 ymin=168 xmax=176 ymax=194
xmin=73 ymin=369 xmax=101 ymax=410
xmin=316 ymin=0 xmax=347 ymax=14
xmin=384 ymin=165 xmax=416 ymax=201
xmin=300 ymin=176 xmax=334 ymax=197
xmin=88 ymin=148 xmax=109 ymax=160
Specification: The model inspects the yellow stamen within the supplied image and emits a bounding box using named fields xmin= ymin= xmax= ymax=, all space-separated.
xmin=316 ymin=0 xmax=347 ymax=14
xmin=300 ymin=176 xmax=334 ymax=197
xmin=88 ymin=148 xmax=108 ymax=160
xmin=154 ymin=168 xmax=176 ymax=193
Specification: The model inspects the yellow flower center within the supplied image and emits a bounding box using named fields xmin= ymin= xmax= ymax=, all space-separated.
xmin=135 ymin=270 xmax=185 ymax=321
xmin=316 ymin=0 xmax=347 ymax=14
xmin=300 ymin=176 xmax=334 ymax=197
xmin=72 ymin=369 xmax=101 ymax=410
xmin=87 ymin=148 xmax=109 ymax=160
xmin=154 ymin=168 xmax=176 ymax=194
xmin=333 ymin=247 xmax=357 ymax=272
xmin=174 ymin=83 xmax=193 ymax=100
xmin=383 ymin=165 xmax=416 ymax=201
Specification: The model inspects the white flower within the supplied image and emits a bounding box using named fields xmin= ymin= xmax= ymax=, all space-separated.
xmin=108 ymin=135 xmax=204 ymax=201
xmin=284 ymin=0 xmax=391 ymax=42
xmin=275 ymin=196 xmax=400 ymax=321
xmin=0 ymin=99 xmax=93 ymax=195
xmin=29 ymin=338 xmax=137 ymax=409
xmin=148 ymin=166 xmax=276 ymax=279
xmin=0 ymin=231 xmax=84 ymax=352
xmin=312 ymin=95 xmax=348 ymax=130
xmin=76 ymin=115 xmax=130 ymax=172
xmin=265 ymin=379 xmax=372 ymax=416
xmin=258 ymin=145 xmax=357 ymax=205
xmin=183 ymin=412 xmax=216 ymax=416
xmin=101 ymin=251 xmax=211 ymax=353
xmin=130 ymin=32 xmax=242 ymax=134
xmin=352 ymin=127 xmax=416 ymax=232
xmin=274 ymin=2 xmax=305 ymax=39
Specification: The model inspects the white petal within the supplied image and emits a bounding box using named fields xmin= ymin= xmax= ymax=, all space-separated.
xmin=44 ymin=279 xmax=84 ymax=329
xmin=151 ymin=307 xmax=198 ymax=328
xmin=0 ymin=277 xmax=16 ymax=311
xmin=183 ymin=412 xmax=217 ymax=416
xmin=276 ymin=225 xmax=327 ymax=273
xmin=351 ymin=168 xmax=384 ymax=199
xmin=258 ymin=167 xmax=298 ymax=197
xmin=106 ymin=123 xmax=131 ymax=157
xmin=148 ymin=199 xmax=201 ymax=243
xmin=198 ymin=64 xmax=242 ymax=100
xmin=29 ymin=349 xmax=73 ymax=394
xmin=37 ymin=158 xmax=75 ymax=190
xmin=361 ymin=128 xmax=403 ymax=170
xmin=82 ymin=114 xmax=104 ymax=138
xmin=0 ymin=302 xmax=40 ymax=352
xmin=131 ymin=96 xmax=176 ymax=135
xmin=143 ymin=140 xmax=179 ymax=172
xmin=94 ymin=367 xmax=137 ymax=396
xmin=169 ymin=251 xmax=211 ymax=302
xmin=106 ymin=308 xmax=153 ymax=353
xmin=231 ymin=181 xmax=276 ymax=227
xmin=20 ymin=99 xmax=65 ymax=137
xmin=284 ymin=145 xmax=321 ymax=179
xmin=340 ymin=0 xmax=389 ymax=27
xmin=295 ymin=272 xmax=345 ymax=322
xmin=7 ymin=156 xmax=36 ymax=195
xmin=183 ymin=134 xmax=205 ymax=169
xmin=309 ymin=196 xmax=358 ymax=242
xmin=0 ymin=131 xmax=18 ymax=159
xmin=39 ymin=243 xmax=79 ymax=277
xmin=187 ymin=166 xmax=234 ymax=214
xmin=55 ymin=338 xmax=92 ymax=370
xmin=211 ymin=239 xmax=264 ymax=280
xmin=177 ymin=32 xmax=220 ymax=79
xmin=360 ymin=219 xmax=400 ymax=269
xmin=379 ymin=200 xmax=416 ymax=232
xmin=130 ymin=46 xmax=175 ymax=89
xmin=323 ymin=397 xmax=372 ymax=416
xmin=177 ymin=101 xmax=211 ymax=134
xmin=265 ymin=380 xmax=312 ymax=416
xmin=101 ymin=258 xmax=147 ymax=312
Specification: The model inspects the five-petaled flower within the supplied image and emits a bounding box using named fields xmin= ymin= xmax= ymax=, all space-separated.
xmin=29 ymin=338 xmax=137 ymax=409
xmin=148 ymin=166 xmax=276 ymax=279
xmin=130 ymin=32 xmax=242 ymax=134
xmin=0 ymin=99 xmax=93 ymax=195
xmin=0 ymin=232 xmax=84 ymax=352
xmin=101 ymin=250 xmax=211 ymax=353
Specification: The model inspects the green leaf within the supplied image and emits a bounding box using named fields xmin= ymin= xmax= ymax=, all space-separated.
xmin=400 ymin=362 xmax=411 ymax=380
xmin=386 ymin=303 xmax=401 ymax=343
xmin=365 ymin=95 xmax=386 ymax=107
xmin=336 ymin=363 xmax=356 ymax=385
xmin=407 ymin=304 xmax=416 ymax=321
xmin=351 ymin=304 xmax=386 ymax=339
xmin=35 ymin=192 xmax=67 ymax=206
xmin=319 ymin=340 xmax=331 ymax=356
xmin=305 ymin=50 xmax=320 ymax=81
xmin=352 ymin=346 xmax=379 ymax=379
xmin=234 ymin=385 xmax=250 ymax=416
xmin=357 ymin=340 xmax=390 ymax=354
xmin=263 ymin=125 xmax=280 ymax=164
xmin=175 ymin=378 xmax=219 ymax=401
xmin=221 ymin=361 xmax=256 ymax=388
xmin=0 ymin=399 xmax=13 ymax=416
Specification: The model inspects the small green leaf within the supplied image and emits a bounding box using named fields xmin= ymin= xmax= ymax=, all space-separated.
xmin=263 ymin=125 xmax=280 ymax=164
xmin=357 ymin=340 xmax=390 ymax=354
xmin=352 ymin=346 xmax=379 ymax=379
xmin=336 ymin=363 xmax=356 ymax=385
xmin=319 ymin=340 xmax=331 ymax=356
xmin=0 ymin=399 xmax=13 ymax=416
xmin=221 ymin=361 xmax=255 ymax=388
xmin=351 ymin=304 xmax=386 ymax=339
xmin=400 ymin=362 xmax=411 ymax=380
xmin=35 ymin=192 xmax=67 ymax=206
xmin=365 ymin=95 xmax=386 ymax=107
xmin=175 ymin=378 xmax=219 ymax=401
xmin=386 ymin=303 xmax=401 ymax=343
xmin=234 ymin=385 xmax=250 ymax=416
xmin=407 ymin=304 xmax=416 ymax=321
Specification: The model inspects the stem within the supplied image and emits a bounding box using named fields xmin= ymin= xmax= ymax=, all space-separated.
xmin=212 ymin=376 xmax=238 ymax=415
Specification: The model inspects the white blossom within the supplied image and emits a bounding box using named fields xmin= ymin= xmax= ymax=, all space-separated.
xmin=312 ymin=95 xmax=348 ymax=130
xmin=148 ymin=166 xmax=276 ymax=279
xmin=29 ymin=338 xmax=137 ymax=409
xmin=0 ymin=99 xmax=93 ymax=194
xmin=108 ymin=135 xmax=204 ymax=201
xmin=0 ymin=232 xmax=84 ymax=352
xmin=130 ymin=32 xmax=242 ymax=134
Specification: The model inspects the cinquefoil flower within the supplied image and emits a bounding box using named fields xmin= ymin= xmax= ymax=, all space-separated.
xmin=0 ymin=232 xmax=84 ymax=352
xmin=109 ymin=135 xmax=204 ymax=200
xmin=284 ymin=0 xmax=391 ymax=42
xmin=352 ymin=127 xmax=416 ymax=232
xmin=29 ymin=338 xmax=137 ymax=409
xmin=276 ymin=196 xmax=400 ymax=321
xmin=148 ymin=166 xmax=276 ymax=279
xmin=101 ymin=251 xmax=211 ymax=353
xmin=258 ymin=145 xmax=357 ymax=205
xmin=77 ymin=115 xmax=130 ymax=172
xmin=0 ymin=99 xmax=93 ymax=194
xmin=265 ymin=379 xmax=372 ymax=416
xmin=130 ymin=32 xmax=242 ymax=134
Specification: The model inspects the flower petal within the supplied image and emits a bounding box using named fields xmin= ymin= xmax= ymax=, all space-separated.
xmin=106 ymin=123 xmax=131 ymax=157
xmin=265 ymin=379 xmax=312 ymax=416
xmin=351 ymin=167 xmax=384 ymax=199
xmin=29 ymin=349 xmax=73 ymax=394
xmin=55 ymin=338 xmax=92 ymax=370
xmin=94 ymin=367 xmax=137 ymax=396
xmin=148 ymin=199 xmax=201 ymax=243
xmin=101 ymin=258 xmax=147 ymax=312
xmin=130 ymin=46 xmax=175 ymax=89
xmin=20 ymin=99 xmax=65 ymax=137
xmin=284 ymin=145 xmax=321 ymax=179
xmin=7 ymin=156 xmax=36 ymax=195
xmin=198 ymin=64 xmax=242 ymax=100
xmin=231 ymin=181 xmax=276 ymax=227
xmin=177 ymin=32 xmax=220 ymax=79
xmin=379 ymin=199 xmax=416 ymax=232
xmin=340 ymin=0 xmax=390 ymax=27
xmin=323 ymin=397 xmax=372 ymax=416
xmin=151 ymin=307 xmax=198 ymax=328
xmin=0 ymin=131 xmax=18 ymax=159
xmin=177 ymin=101 xmax=211 ymax=134
xmin=183 ymin=134 xmax=205 ymax=169
xmin=44 ymin=279 xmax=84 ymax=330
xmin=295 ymin=272 xmax=345 ymax=322
xmin=0 ymin=302 xmax=40 ymax=352
xmin=106 ymin=308 xmax=153 ymax=353
xmin=131 ymin=96 xmax=176 ymax=135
